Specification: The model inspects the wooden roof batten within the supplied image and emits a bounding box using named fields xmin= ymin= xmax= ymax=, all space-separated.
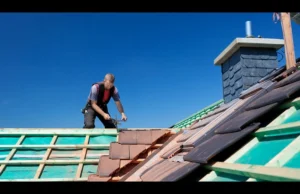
xmin=280 ymin=12 xmax=297 ymax=70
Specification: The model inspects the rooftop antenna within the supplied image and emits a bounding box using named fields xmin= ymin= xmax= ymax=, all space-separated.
xmin=245 ymin=21 xmax=255 ymax=38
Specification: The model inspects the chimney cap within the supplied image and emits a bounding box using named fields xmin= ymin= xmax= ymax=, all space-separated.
xmin=214 ymin=38 xmax=284 ymax=66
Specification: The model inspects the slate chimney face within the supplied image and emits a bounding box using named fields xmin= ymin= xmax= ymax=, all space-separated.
xmin=214 ymin=38 xmax=284 ymax=104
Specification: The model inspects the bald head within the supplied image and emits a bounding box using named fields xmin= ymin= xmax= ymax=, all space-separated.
xmin=104 ymin=73 xmax=115 ymax=83
xmin=103 ymin=73 xmax=115 ymax=89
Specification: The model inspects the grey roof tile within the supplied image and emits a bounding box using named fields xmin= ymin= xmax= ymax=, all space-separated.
xmin=215 ymin=103 xmax=278 ymax=134
xmin=183 ymin=123 xmax=261 ymax=164
xmin=246 ymin=80 xmax=300 ymax=110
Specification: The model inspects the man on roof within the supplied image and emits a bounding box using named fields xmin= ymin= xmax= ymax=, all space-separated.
xmin=83 ymin=73 xmax=127 ymax=129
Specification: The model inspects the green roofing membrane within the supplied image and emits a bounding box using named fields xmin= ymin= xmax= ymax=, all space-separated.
xmin=234 ymin=134 xmax=297 ymax=166
xmin=283 ymin=152 xmax=300 ymax=168
xmin=281 ymin=109 xmax=300 ymax=124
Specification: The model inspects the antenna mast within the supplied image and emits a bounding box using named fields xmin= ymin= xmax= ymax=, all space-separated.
xmin=279 ymin=12 xmax=296 ymax=69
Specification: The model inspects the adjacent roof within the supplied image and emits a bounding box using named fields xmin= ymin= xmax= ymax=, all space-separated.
xmin=171 ymin=99 xmax=224 ymax=129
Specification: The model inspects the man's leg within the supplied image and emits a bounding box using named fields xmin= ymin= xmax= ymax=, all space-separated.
xmin=83 ymin=107 xmax=97 ymax=129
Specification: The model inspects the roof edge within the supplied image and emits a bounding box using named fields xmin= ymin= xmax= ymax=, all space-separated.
xmin=214 ymin=38 xmax=285 ymax=66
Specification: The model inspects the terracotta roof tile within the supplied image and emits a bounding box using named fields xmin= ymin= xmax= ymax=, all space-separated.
xmin=183 ymin=122 xmax=261 ymax=164
xmin=119 ymin=131 xmax=184 ymax=182
xmin=88 ymin=174 xmax=111 ymax=182
xmin=177 ymin=129 xmax=199 ymax=143
xmin=118 ymin=129 xmax=170 ymax=145
xmin=109 ymin=142 xmax=130 ymax=160
xmin=136 ymin=130 xmax=152 ymax=145
xmin=97 ymin=155 xmax=120 ymax=177
xmin=151 ymin=129 xmax=169 ymax=142
xmin=129 ymin=145 xmax=148 ymax=159
xmin=118 ymin=130 xmax=137 ymax=144
xmin=160 ymin=143 xmax=182 ymax=159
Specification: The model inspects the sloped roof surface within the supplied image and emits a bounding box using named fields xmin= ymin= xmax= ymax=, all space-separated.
xmin=115 ymin=62 xmax=300 ymax=182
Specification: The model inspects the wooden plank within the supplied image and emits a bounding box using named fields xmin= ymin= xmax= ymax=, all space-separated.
xmin=111 ymin=177 xmax=121 ymax=181
xmin=34 ymin=135 xmax=58 ymax=179
xmin=0 ymin=144 xmax=110 ymax=149
xmin=0 ymin=135 xmax=25 ymax=175
xmin=255 ymin=121 xmax=300 ymax=138
xmin=75 ymin=135 xmax=90 ymax=179
xmin=281 ymin=12 xmax=296 ymax=69
xmin=0 ymin=128 xmax=117 ymax=136
xmin=205 ymin=162 xmax=300 ymax=181
xmin=132 ymin=159 xmax=144 ymax=163
xmin=152 ymin=144 xmax=163 ymax=148
xmin=0 ymin=153 xmax=107 ymax=159
xmin=147 ymin=149 xmax=152 ymax=157
xmin=247 ymin=135 xmax=300 ymax=181
xmin=0 ymin=178 xmax=88 ymax=182
xmin=0 ymin=159 xmax=99 ymax=165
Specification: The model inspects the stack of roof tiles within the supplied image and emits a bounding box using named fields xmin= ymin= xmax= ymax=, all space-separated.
xmin=110 ymin=63 xmax=300 ymax=182
xmin=87 ymin=129 xmax=173 ymax=182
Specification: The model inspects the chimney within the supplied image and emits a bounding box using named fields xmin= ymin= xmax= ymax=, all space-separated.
xmin=214 ymin=21 xmax=285 ymax=104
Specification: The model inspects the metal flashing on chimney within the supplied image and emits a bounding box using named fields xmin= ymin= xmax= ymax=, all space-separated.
xmin=214 ymin=38 xmax=285 ymax=66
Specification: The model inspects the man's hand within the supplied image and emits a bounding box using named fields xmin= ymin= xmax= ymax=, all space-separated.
xmin=121 ymin=113 xmax=127 ymax=121
xmin=103 ymin=113 xmax=111 ymax=120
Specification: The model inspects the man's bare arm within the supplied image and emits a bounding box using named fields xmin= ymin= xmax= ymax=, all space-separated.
xmin=115 ymin=100 xmax=124 ymax=114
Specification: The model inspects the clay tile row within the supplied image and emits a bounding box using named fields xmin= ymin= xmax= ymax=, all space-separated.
xmin=109 ymin=142 xmax=149 ymax=160
xmin=118 ymin=129 xmax=169 ymax=145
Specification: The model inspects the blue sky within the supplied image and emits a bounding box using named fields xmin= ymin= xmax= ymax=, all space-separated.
xmin=0 ymin=13 xmax=299 ymax=128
